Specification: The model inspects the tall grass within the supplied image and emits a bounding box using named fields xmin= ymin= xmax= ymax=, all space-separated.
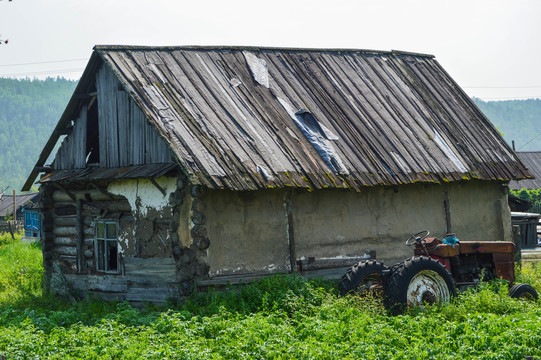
xmin=0 ymin=231 xmax=22 ymax=247
xmin=0 ymin=232 xmax=43 ymax=305
xmin=518 ymin=262 xmax=541 ymax=291
xmin=1 ymin=239 xmax=541 ymax=358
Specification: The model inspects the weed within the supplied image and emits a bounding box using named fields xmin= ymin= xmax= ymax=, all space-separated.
xmin=1 ymin=241 xmax=541 ymax=358
xmin=0 ymin=239 xmax=43 ymax=305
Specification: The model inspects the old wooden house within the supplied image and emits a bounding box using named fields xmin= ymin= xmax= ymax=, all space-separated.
xmin=0 ymin=192 xmax=40 ymax=235
xmin=23 ymin=46 xmax=532 ymax=302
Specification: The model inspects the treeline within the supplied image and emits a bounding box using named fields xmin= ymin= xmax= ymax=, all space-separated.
xmin=473 ymin=98 xmax=541 ymax=151
xmin=0 ymin=78 xmax=539 ymax=192
xmin=0 ymin=77 xmax=77 ymax=192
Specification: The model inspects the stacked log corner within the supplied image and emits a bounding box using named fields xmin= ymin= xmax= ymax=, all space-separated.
xmin=171 ymin=181 xmax=211 ymax=296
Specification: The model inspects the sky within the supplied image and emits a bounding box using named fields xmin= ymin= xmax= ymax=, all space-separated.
xmin=0 ymin=0 xmax=540 ymax=101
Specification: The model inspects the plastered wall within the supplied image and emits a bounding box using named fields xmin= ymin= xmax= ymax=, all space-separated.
xmin=204 ymin=190 xmax=290 ymax=276
xmin=204 ymin=181 xmax=511 ymax=274
xmin=293 ymin=181 xmax=510 ymax=265
xmin=447 ymin=181 xmax=510 ymax=242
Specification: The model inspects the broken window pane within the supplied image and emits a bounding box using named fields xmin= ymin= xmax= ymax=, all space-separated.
xmin=106 ymin=240 xmax=118 ymax=271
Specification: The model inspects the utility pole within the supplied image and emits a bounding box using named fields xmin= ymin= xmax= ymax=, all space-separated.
xmin=8 ymin=190 xmax=16 ymax=239
xmin=12 ymin=189 xmax=15 ymax=221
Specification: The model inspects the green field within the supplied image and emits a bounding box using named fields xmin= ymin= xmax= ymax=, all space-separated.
xmin=1 ymin=234 xmax=541 ymax=359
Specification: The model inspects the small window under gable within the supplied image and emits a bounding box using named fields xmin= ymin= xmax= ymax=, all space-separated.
xmin=95 ymin=220 xmax=119 ymax=273
xmin=86 ymin=98 xmax=100 ymax=165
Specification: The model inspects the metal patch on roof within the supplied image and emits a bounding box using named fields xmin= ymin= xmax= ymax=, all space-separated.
xmin=318 ymin=123 xmax=340 ymax=141
xmin=243 ymin=52 xmax=269 ymax=88
xmin=432 ymin=128 xmax=468 ymax=173
xmin=295 ymin=109 xmax=339 ymax=141
xmin=277 ymin=98 xmax=349 ymax=175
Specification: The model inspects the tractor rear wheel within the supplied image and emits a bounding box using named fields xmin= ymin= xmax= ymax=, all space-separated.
xmin=509 ymin=283 xmax=538 ymax=300
xmin=339 ymin=260 xmax=388 ymax=297
xmin=385 ymin=256 xmax=456 ymax=313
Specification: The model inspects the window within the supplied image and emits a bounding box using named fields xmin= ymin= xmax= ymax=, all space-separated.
xmin=24 ymin=210 xmax=41 ymax=237
xmin=95 ymin=220 xmax=119 ymax=272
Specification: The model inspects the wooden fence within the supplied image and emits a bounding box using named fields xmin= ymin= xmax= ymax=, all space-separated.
xmin=0 ymin=220 xmax=23 ymax=235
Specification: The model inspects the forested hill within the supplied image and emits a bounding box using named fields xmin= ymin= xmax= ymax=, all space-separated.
xmin=0 ymin=78 xmax=77 ymax=192
xmin=473 ymin=98 xmax=541 ymax=152
xmin=0 ymin=78 xmax=540 ymax=192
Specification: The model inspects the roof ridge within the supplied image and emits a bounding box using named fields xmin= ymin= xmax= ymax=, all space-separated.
xmin=92 ymin=45 xmax=435 ymax=58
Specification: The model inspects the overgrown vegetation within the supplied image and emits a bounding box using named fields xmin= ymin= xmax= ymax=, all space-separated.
xmin=1 ymin=235 xmax=541 ymax=358
xmin=0 ymin=232 xmax=42 ymax=305
xmin=510 ymin=188 xmax=541 ymax=213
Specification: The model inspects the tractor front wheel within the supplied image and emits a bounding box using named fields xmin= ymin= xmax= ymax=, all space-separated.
xmin=385 ymin=256 xmax=456 ymax=313
xmin=509 ymin=283 xmax=538 ymax=300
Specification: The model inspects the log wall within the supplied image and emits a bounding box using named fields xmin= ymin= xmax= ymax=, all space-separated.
xmin=42 ymin=175 xmax=189 ymax=303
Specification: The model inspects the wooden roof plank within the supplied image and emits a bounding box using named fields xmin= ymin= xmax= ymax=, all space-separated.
xmin=318 ymin=53 xmax=423 ymax=183
xmin=263 ymin=51 xmax=382 ymax=185
xmin=401 ymin=57 xmax=501 ymax=180
xmin=24 ymin=46 xmax=532 ymax=192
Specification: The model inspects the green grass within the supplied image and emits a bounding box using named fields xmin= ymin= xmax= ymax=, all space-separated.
xmin=0 ymin=232 xmax=43 ymax=305
xmin=1 ymin=237 xmax=541 ymax=359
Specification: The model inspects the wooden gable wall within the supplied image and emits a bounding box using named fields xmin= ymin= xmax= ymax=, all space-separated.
xmin=54 ymin=66 xmax=174 ymax=170
xmin=54 ymin=104 xmax=88 ymax=169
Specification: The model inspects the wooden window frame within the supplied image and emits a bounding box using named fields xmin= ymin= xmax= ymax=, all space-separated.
xmin=24 ymin=210 xmax=41 ymax=237
xmin=95 ymin=219 xmax=120 ymax=274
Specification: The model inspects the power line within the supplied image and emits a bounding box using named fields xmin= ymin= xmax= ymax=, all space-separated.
xmin=0 ymin=58 xmax=88 ymax=67
xmin=0 ymin=68 xmax=84 ymax=77
xmin=518 ymin=131 xmax=541 ymax=150
xmin=464 ymin=85 xmax=541 ymax=89
xmin=476 ymin=96 xmax=541 ymax=100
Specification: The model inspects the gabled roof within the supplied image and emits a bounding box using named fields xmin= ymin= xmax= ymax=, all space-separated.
xmin=509 ymin=151 xmax=541 ymax=190
xmin=0 ymin=193 xmax=39 ymax=217
xmin=24 ymin=46 xmax=533 ymax=191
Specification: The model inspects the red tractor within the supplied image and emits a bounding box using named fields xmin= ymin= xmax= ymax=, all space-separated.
xmin=340 ymin=231 xmax=538 ymax=311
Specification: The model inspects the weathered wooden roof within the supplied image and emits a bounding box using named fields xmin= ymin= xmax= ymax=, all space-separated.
xmin=0 ymin=193 xmax=39 ymax=217
xmin=509 ymin=151 xmax=540 ymax=190
xmin=39 ymin=163 xmax=178 ymax=184
xmin=23 ymin=45 xmax=533 ymax=191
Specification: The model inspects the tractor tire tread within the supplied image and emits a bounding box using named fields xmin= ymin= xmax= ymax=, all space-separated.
xmin=384 ymin=256 xmax=456 ymax=314
xmin=509 ymin=283 xmax=538 ymax=300
xmin=339 ymin=260 xmax=388 ymax=297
